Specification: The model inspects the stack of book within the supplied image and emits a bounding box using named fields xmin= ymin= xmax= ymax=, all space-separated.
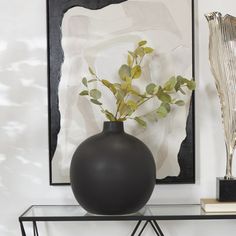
xmin=201 ymin=199 xmax=236 ymax=212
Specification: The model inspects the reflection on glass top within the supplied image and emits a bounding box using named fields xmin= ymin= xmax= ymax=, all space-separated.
xmin=21 ymin=205 xmax=236 ymax=219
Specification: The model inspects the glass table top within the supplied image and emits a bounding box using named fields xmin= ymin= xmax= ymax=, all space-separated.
xmin=20 ymin=205 xmax=236 ymax=221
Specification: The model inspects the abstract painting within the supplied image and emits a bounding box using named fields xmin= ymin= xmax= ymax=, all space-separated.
xmin=47 ymin=0 xmax=195 ymax=185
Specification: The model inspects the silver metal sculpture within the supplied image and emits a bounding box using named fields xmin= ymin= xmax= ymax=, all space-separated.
xmin=205 ymin=12 xmax=236 ymax=179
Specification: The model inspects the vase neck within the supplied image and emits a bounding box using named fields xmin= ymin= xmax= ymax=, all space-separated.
xmin=103 ymin=122 xmax=124 ymax=133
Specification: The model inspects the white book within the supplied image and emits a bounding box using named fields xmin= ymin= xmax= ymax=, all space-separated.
xmin=201 ymin=199 xmax=236 ymax=212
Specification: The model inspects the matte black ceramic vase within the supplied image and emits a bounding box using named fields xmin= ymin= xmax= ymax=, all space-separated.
xmin=70 ymin=121 xmax=156 ymax=215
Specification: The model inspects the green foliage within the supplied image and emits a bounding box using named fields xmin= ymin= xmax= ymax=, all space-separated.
xmin=156 ymin=87 xmax=172 ymax=103
xmin=156 ymin=104 xmax=169 ymax=118
xmin=134 ymin=117 xmax=147 ymax=127
xmin=131 ymin=65 xmax=141 ymax=79
xmin=102 ymin=110 xmax=116 ymax=121
xmin=90 ymin=89 xmax=101 ymax=100
xmin=101 ymin=80 xmax=116 ymax=95
xmin=144 ymin=47 xmax=154 ymax=54
xmin=119 ymin=64 xmax=131 ymax=81
xmin=89 ymin=66 xmax=96 ymax=76
xmin=164 ymin=76 xmax=176 ymax=91
xmin=138 ymin=40 xmax=147 ymax=47
xmin=82 ymin=77 xmax=88 ymax=87
xmin=146 ymin=83 xmax=157 ymax=95
xmin=90 ymin=99 xmax=102 ymax=105
xmin=175 ymin=100 xmax=185 ymax=106
xmin=79 ymin=90 xmax=89 ymax=96
xmin=79 ymin=40 xmax=196 ymax=126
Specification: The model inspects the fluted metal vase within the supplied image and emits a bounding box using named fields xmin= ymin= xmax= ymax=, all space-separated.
xmin=206 ymin=12 xmax=236 ymax=201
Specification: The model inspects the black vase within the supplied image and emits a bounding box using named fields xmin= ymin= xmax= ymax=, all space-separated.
xmin=70 ymin=121 xmax=156 ymax=215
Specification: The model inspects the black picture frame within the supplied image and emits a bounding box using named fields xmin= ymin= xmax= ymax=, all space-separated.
xmin=47 ymin=0 xmax=195 ymax=185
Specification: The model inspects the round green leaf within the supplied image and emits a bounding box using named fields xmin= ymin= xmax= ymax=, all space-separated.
xmin=131 ymin=65 xmax=142 ymax=79
xmin=82 ymin=77 xmax=88 ymax=87
xmin=144 ymin=47 xmax=154 ymax=54
xmin=156 ymin=87 xmax=172 ymax=103
xmin=127 ymin=100 xmax=138 ymax=111
xmin=164 ymin=76 xmax=177 ymax=91
xmin=138 ymin=40 xmax=147 ymax=47
xmin=101 ymin=79 xmax=111 ymax=87
xmin=79 ymin=90 xmax=89 ymax=96
xmin=88 ymin=79 xmax=97 ymax=83
xmin=90 ymin=89 xmax=102 ymax=100
xmin=119 ymin=64 xmax=131 ymax=81
xmin=146 ymin=83 xmax=156 ymax=95
xmin=127 ymin=55 xmax=133 ymax=67
xmin=102 ymin=80 xmax=116 ymax=95
xmin=156 ymin=105 xmax=168 ymax=118
xmin=88 ymin=66 xmax=96 ymax=75
xmin=134 ymin=117 xmax=147 ymax=127
xmin=187 ymin=80 xmax=196 ymax=90
xmin=162 ymin=102 xmax=171 ymax=112
xmin=135 ymin=47 xmax=145 ymax=57
xmin=90 ymin=99 xmax=102 ymax=105
xmin=175 ymin=100 xmax=185 ymax=106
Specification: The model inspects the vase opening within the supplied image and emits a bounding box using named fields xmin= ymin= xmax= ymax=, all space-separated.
xmin=103 ymin=121 xmax=124 ymax=133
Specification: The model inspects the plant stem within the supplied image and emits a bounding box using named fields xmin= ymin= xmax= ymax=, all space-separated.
xmin=115 ymin=102 xmax=121 ymax=120
xmin=137 ymin=95 xmax=154 ymax=108
xmin=139 ymin=55 xmax=144 ymax=66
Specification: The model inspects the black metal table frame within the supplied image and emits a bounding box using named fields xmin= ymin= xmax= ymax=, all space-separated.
xmin=19 ymin=219 xmax=164 ymax=236
xmin=19 ymin=205 xmax=236 ymax=236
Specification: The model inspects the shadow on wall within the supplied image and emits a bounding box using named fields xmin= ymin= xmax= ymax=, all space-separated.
xmin=0 ymin=40 xmax=48 ymax=202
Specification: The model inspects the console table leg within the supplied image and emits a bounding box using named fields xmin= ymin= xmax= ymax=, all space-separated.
xmin=151 ymin=220 xmax=164 ymax=236
xmin=131 ymin=220 xmax=142 ymax=236
xmin=138 ymin=221 xmax=149 ymax=236
xmin=33 ymin=221 xmax=39 ymax=236
xmin=149 ymin=220 xmax=161 ymax=236
xmin=19 ymin=221 xmax=26 ymax=236
xmin=130 ymin=220 xmax=149 ymax=236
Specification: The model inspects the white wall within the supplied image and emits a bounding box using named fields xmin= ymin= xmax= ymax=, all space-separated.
xmin=0 ymin=0 xmax=236 ymax=235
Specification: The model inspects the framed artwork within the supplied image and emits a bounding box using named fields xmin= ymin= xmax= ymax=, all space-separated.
xmin=47 ymin=0 xmax=195 ymax=185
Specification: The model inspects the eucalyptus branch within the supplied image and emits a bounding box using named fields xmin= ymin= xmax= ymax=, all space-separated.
xmin=79 ymin=40 xmax=195 ymax=126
